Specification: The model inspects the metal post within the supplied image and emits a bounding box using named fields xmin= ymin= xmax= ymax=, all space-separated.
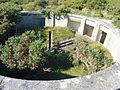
xmin=48 ymin=31 xmax=51 ymax=50
xmin=53 ymin=14 xmax=55 ymax=27
xmin=48 ymin=31 xmax=53 ymax=51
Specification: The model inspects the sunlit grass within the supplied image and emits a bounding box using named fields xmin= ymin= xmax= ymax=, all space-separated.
xmin=61 ymin=65 xmax=89 ymax=77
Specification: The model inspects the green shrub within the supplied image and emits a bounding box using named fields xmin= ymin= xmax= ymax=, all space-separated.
xmin=89 ymin=43 xmax=113 ymax=72
xmin=68 ymin=38 xmax=114 ymax=74
xmin=0 ymin=30 xmax=47 ymax=70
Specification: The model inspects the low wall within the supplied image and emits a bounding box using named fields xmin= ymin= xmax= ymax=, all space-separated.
xmin=0 ymin=15 xmax=120 ymax=90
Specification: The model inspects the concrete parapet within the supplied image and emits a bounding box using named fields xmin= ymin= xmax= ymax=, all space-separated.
xmin=0 ymin=14 xmax=120 ymax=90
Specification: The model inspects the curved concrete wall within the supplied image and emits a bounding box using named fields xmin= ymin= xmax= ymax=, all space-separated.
xmin=0 ymin=15 xmax=120 ymax=90
xmin=45 ymin=14 xmax=120 ymax=63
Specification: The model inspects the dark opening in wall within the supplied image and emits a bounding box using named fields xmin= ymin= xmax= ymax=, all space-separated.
xmin=83 ymin=24 xmax=94 ymax=37
xmin=68 ymin=19 xmax=81 ymax=32
xmin=100 ymin=31 xmax=107 ymax=44
xmin=15 ymin=16 xmax=45 ymax=28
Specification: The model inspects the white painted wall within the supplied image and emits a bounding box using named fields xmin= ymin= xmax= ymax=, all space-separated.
xmin=45 ymin=17 xmax=53 ymax=26
xmin=45 ymin=16 xmax=68 ymax=27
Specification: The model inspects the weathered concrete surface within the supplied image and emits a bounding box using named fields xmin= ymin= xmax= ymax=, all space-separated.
xmin=0 ymin=63 xmax=120 ymax=90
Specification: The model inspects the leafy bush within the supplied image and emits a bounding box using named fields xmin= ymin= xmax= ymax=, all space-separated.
xmin=68 ymin=38 xmax=114 ymax=74
xmin=89 ymin=43 xmax=113 ymax=72
xmin=0 ymin=30 xmax=47 ymax=70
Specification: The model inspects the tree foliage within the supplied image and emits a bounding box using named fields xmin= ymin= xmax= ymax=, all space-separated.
xmin=0 ymin=2 xmax=21 ymax=35
xmin=86 ymin=0 xmax=107 ymax=10
xmin=41 ymin=6 xmax=70 ymax=26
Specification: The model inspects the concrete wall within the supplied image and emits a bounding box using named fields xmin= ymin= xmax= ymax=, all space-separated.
xmin=45 ymin=16 xmax=68 ymax=27
xmin=16 ymin=16 xmax=45 ymax=28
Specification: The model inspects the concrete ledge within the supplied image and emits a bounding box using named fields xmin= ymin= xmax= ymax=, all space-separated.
xmin=0 ymin=63 xmax=120 ymax=90
xmin=0 ymin=15 xmax=120 ymax=90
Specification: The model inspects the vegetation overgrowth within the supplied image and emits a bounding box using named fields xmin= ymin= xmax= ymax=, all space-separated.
xmin=62 ymin=37 xmax=114 ymax=75
xmin=0 ymin=0 xmax=120 ymax=30
xmin=0 ymin=27 xmax=75 ymax=70
xmin=0 ymin=27 xmax=114 ymax=79
xmin=0 ymin=0 xmax=116 ymax=79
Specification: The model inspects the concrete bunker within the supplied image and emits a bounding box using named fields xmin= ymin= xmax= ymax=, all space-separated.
xmin=0 ymin=14 xmax=120 ymax=90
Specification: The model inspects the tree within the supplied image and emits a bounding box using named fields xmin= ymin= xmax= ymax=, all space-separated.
xmin=41 ymin=6 xmax=70 ymax=26
xmin=0 ymin=2 xmax=21 ymax=35
xmin=86 ymin=0 xmax=107 ymax=10
xmin=62 ymin=0 xmax=87 ymax=10
xmin=41 ymin=6 xmax=70 ymax=50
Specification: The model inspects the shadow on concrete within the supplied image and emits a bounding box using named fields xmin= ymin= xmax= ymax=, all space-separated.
xmin=116 ymin=88 xmax=120 ymax=90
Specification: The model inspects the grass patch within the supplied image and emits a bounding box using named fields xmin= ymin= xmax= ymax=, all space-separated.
xmin=61 ymin=65 xmax=89 ymax=77
xmin=43 ymin=26 xmax=75 ymax=44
